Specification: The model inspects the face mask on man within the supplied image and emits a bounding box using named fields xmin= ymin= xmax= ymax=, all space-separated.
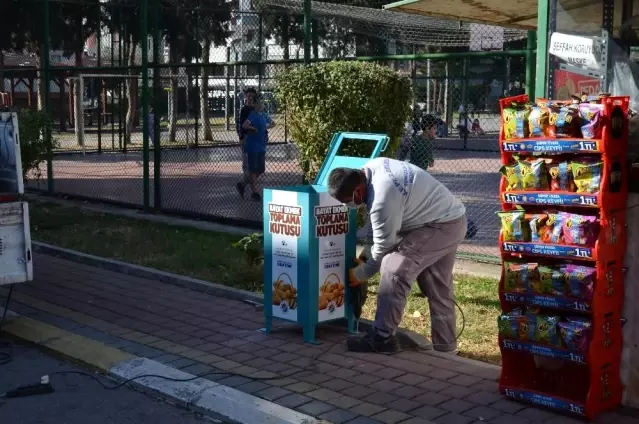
xmin=345 ymin=190 xmax=362 ymax=209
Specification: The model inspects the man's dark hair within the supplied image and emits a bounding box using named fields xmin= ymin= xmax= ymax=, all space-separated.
xmin=327 ymin=168 xmax=363 ymax=199
xmin=421 ymin=114 xmax=437 ymax=130
xmin=244 ymin=87 xmax=257 ymax=96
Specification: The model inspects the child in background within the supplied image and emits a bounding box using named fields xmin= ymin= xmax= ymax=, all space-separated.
xmin=255 ymin=98 xmax=274 ymax=143
xmin=397 ymin=114 xmax=436 ymax=171
xmin=472 ymin=118 xmax=486 ymax=136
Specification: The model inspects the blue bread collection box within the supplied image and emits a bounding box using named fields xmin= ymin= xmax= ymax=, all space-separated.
xmin=263 ymin=132 xmax=389 ymax=344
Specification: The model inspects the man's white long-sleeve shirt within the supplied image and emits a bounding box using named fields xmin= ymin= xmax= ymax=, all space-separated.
xmin=360 ymin=157 xmax=466 ymax=278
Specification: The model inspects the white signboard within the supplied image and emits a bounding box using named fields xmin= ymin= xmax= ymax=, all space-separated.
xmin=315 ymin=193 xmax=347 ymax=323
xmin=549 ymin=33 xmax=601 ymax=70
xmin=268 ymin=191 xmax=302 ymax=321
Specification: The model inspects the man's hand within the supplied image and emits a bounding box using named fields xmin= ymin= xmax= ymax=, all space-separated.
xmin=349 ymin=259 xmax=368 ymax=287
xmin=358 ymin=244 xmax=372 ymax=263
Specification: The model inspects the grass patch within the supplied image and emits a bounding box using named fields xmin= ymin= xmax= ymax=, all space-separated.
xmin=30 ymin=202 xmax=263 ymax=292
xmin=360 ymin=275 xmax=501 ymax=365
xmin=30 ymin=201 xmax=501 ymax=364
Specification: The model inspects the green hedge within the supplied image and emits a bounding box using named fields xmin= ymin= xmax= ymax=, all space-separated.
xmin=275 ymin=61 xmax=412 ymax=180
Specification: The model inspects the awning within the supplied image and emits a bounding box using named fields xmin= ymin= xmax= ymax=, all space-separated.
xmin=383 ymin=0 xmax=633 ymax=33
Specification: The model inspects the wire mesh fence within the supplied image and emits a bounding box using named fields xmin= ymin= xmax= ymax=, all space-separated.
xmin=3 ymin=0 xmax=536 ymax=260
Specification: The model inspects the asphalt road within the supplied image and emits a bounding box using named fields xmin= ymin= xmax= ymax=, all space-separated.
xmin=0 ymin=344 xmax=226 ymax=424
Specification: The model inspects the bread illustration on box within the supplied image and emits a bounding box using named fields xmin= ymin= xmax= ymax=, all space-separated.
xmin=319 ymin=273 xmax=345 ymax=312
xmin=273 ymin=273 xmax=297 ymax=310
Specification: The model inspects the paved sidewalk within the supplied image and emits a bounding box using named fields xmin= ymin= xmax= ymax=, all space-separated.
xmin=1 ymin=254 xmax=637 ymax=424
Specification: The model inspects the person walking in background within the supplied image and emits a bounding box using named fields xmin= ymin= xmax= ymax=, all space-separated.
xmin=236 ymin=87 xmax=257 ymax=195
xmin=236 ymin=95 xmax=273 ymax=201
xmin=397 ymin=114 xmax=436 ymax=171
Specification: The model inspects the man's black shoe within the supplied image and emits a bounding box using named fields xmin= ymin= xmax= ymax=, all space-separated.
xmin=347 ymin=330 xmax=400 ymax=354
xmin=251 ymin=192 xmax=262 ymax=202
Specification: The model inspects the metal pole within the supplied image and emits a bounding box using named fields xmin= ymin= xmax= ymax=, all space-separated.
xmin=141 ymin=0 xmax=150 ymax=210
xmin=43 ymin=0 xmax=53 ymax=193
xmin=194 ymin=7 xmax=199 ymax=147
xmin=535 ymin=0 xmax=550 ymax=98
xmin=461 ymin=58 xmax=468 ymax=150
xmin=525 ymin=30 xmax=536 ymax=98
xmin=97 ymin=4 xmax=102 ymax=153
xmin=303 ymin=0 xmax=311 ymax=64
xmin=312 ymin=20 xmax=319 ymax=59
xmin=258 ymin=15 xmax=263 ymax=93
xmin=225 ymin=47 xmax=230 ymax=131
xmin=426 ymin=59 xmax=432 ymax=114
xmin=546 ymin=0 xmax=557 ymax=98
xmin=152 ymin=0 xmax=161 ymax=209
xmin=233 ymin=51 xmax=238 ymax=128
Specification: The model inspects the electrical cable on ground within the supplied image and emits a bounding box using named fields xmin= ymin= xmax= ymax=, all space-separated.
xmin=0 ymin=283 xmax=467 ymax=396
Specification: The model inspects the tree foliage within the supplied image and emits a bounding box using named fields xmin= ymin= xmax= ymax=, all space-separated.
xmin=275 ymin=61 xmax=412 ymax=180
xmin=18 ymin=109 xmax=58 ymax=180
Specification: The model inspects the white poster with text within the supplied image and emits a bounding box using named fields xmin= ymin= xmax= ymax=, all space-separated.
xmin=549 ymin=33 xmax=601 ymax=70
xmin=315 ymin=193 xmax=348 ymax=322
xmin=269 ymin=191 xmax=302 ymax=321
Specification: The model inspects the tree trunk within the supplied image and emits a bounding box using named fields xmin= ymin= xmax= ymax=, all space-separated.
xmin=200 ymin=39 xmax=213 ymax=141
xmin=125 ymin=38 xmax=138 ymax=145
xmin=59 ymin=77 xmax=67 ymax=131
xmin=282 ymin=16 xmax=290 ymax=61
xmin=168 ymin=46 xmax=178 ymax=142
xmin=74 ymin=50 xmax=84 ymax=146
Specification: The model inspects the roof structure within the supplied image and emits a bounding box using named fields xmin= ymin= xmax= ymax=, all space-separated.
xmin=383 ymin=0 xmax=629 ymax=34
xmin=255 ymin=0 xmax=528 ymax=47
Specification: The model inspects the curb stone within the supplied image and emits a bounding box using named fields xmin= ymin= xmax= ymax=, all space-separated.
xmin=32 ymin=242 xmax=500 ymax=372
xmin=0 ymin=310 xmax=327 ymax=424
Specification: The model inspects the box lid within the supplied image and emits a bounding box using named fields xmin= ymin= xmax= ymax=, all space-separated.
xmin=314 ymin=132 xmax=389 ymax=187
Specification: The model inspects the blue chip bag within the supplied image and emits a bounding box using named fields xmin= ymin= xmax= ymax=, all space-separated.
xmin=561 ymin=264 xmax=596 ymax=299
xmin=537 ymin=266 xmax=565 ymax=296
xmin=504 ymin=262 xmax=537 ymax=292
xmin=528 ymin=106 xmax=549 ymax=137
xmin=547 ymin=160 xmax=576 ymax=192
xmin=545 ymin=212 xmax=564 ymax=244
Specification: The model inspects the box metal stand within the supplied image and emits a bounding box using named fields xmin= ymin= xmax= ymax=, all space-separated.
xmin=261 ymin=132 xmax=389 ymax=344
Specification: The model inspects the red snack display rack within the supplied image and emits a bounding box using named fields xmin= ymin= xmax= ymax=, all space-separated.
xmin=496 ymin=94 xmax=628 ymax=419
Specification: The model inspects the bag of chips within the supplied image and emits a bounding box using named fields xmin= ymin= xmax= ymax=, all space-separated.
xmin=500 ymin=163 xmax=522 ymax=191
xmin=560 ymin=264 xmax=596 ymax=299
xmin=579 ymin=103 xmax=605 ymax=139
xmin=504 ymin=262 xmax=538 ymax=292
xmin=502 ymin=108 xmax=519 ymax=140
xmin=548 ymin=105 xmax=580 ymax=138
xmin=528 ymin=104 xmax=550 ymax=137
xmin=560 ymin=212 xmax=598 ymax=246
xmin=519 ymin=158 xmax=548 ymax=190
xmin=559 ymin=319 xmax=592 ymax=352
xmin=537 ymin=265 xmax=566 ymax=296
xmin=536 ymin=315 xmax=562 ymax=347
xmin=545 ymin=212 xmax=565 ymax=244
xmin=546 ymin=160 xmax=575 ymax=192
xmin=571 ymin=160 xmax=603 ymax=194
xmin=498 ymin=311 xmax=536 ymax=342
xmin=498 ymin=211 xmax=528 ymax=242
